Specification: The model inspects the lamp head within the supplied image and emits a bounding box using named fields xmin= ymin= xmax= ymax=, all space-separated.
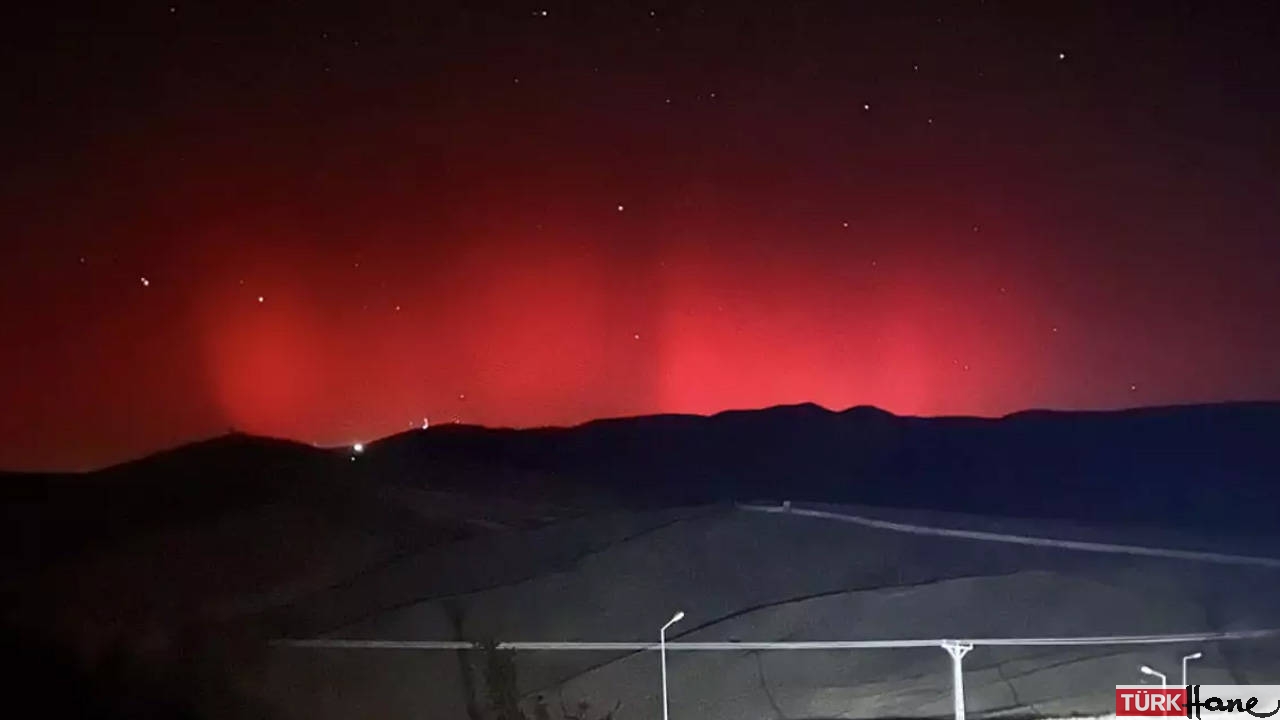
xmin=1186 ymin=652 xmax=1203 ymax=660
xmin=661 ymin=611 xmax=685 ymax=632
xmin=1140 ymin=666 xmax=1158 ymax=675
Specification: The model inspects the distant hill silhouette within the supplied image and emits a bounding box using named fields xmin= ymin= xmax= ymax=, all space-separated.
xmin=365 ymin=401 xmax=1280 ymax=528
xmin=5 ymin=402 xmax=1280 ymax=574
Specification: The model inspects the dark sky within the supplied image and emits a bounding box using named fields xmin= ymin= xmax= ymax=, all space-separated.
xmin=3 ymin=1 xmax=1279 ymax=470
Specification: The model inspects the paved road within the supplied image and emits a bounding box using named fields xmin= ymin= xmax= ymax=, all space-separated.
xmin=738 ymin=502 xmax=1280 ymax=569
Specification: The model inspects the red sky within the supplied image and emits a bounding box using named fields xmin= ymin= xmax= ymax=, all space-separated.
xmin=3 ymin=2 xmax=1279 ymax=470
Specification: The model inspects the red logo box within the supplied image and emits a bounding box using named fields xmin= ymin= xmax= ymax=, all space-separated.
xmin=1116 ymin=687 xmax=1188 ymax=717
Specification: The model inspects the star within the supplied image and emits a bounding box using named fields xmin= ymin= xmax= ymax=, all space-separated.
xmin=927 ymin=117 xmax=934 ymax=125
xmin=534 ymin=9 xmax=548 ymax=17
xmin=257 ymin=295 xmax=264 ymax=303
xmin=139 ymin=277 xmax=150 ymax=287
xmin=394 ymin=304 xmax=402 ymax=311
xmin=1058 ymin=52 xmax=1067 ymax=61
xmin=863 ymin=103 xmax=871 ymax=111
xmin=78 ymin=256 xmax=86 ymax=264
xmin=633 ymin=333 xmax=641 ymax=340
xmin=841 ymin=221 xmax=849 ymax=228
xmin=1130 ymin=383 xmax=1138 ymax=392
xmin=616 ymin=204 xmax=625 ymax=212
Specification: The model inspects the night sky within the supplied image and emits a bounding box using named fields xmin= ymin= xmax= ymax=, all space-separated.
xmin=3 ymin=1 xmax=1279 ymax=470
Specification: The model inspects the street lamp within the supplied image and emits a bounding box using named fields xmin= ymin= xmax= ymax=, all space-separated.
xmin=1141 ymin=665 xmax=1168 ymax=689
xmin=942 ymin=641 xmax=974 ymax=720
xmin=661 ymin=611 xmax=685 ymax=720
xmin=1182 ymin=652 xmax=1203 ymax=688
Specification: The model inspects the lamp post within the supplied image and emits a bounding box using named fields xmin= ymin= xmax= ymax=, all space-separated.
xmin=1182 ymin=652 xmax=1203 ymax=688
xmin=942 ymin=641 xmax=974 ymax=720
xmin=1141 ymin=665 xmax=1168 ymax=689
xmin=661 ymin=611 xmax=685 ymax=720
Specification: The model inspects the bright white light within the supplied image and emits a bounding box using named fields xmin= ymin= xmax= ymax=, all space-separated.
xmin=1058 ymin=52 xmax=1066 ymax=60
xmin=670 ymin=611 xmax=685 ymax=623
xmin=257 ymin=295 xmax=265 ymax=303
xmin=352 ymin=442 xmax=364 ymax=453
xmin=422 ymin=417 xmax=429 ymax=429
xmin=140 ymin=277 xmax=150 ymax=287
xmin=616 ymin=204 xmax=625 ymax=212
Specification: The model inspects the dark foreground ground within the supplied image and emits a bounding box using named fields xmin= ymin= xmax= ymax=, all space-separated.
xmin=4 ymin=402 xmax=1280 ymax=718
